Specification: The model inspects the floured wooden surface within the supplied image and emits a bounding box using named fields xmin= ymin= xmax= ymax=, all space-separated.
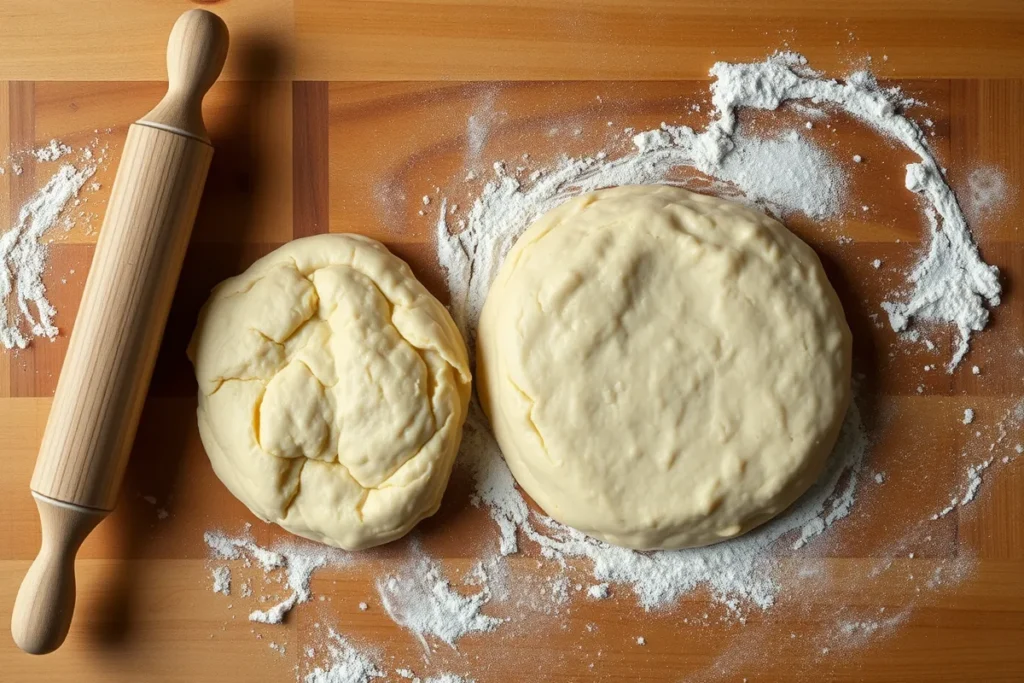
xmin=1 ymin=6 xmax=1023 ymax=681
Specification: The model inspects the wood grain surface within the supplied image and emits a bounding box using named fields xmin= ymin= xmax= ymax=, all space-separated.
xmin=1 ymin=2 xmax=1023 ymax=682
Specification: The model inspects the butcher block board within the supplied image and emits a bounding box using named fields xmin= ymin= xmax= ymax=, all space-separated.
xmin=1 ymin=2 xmax=1023 ymax=681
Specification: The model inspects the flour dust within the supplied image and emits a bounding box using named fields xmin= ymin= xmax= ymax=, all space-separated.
xmin=0 ymin=138 xmax=110 ymax=350
xmin=376 ymin=549 xmax=504 ymax=650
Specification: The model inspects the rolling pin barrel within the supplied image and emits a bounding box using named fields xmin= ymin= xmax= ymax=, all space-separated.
xmin=11 ymin=9 xmax=228 ymax=655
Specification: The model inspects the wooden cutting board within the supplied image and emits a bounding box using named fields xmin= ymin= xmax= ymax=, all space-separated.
xmin=1 ymin=2 xmax=1023 ymax=681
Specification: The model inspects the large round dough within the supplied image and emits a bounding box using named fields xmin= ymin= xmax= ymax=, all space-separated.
xmin=188 ymin=234 xmax=471 ymax=550
xmin=477 ymin=185 xmax=851 ymax=550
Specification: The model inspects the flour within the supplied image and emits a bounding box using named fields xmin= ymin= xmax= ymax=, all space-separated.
xmin=704 ymin=54 xmax=998 ymax=370
xmin=932 ymin=458 xmax=992 ymax=520
xmin=397 ymin=671 xmax=475 ymax=683
xmin=959 ymin=460 xmax=991 ymax=506
xmin=1 ymin=138 xmax=110 ymax=350
xmin=305 ymin=630 xmax=383 ymax=683
xmin=204 ymin=530 xmax=286 ymax=571
xmin=930 ymin=400 xmax=1024 ymax=520
xmin=964 ymin=166 xmax=1010 ymax=219
xmin=212 ymin=566 xmax=231 ymax=596
xmin=32 ymin=140 xmax=73 ymax=163
xmin=204 ymin=530 xmax=342 ymax=625
xmin=376 ymin=551 xmax=503 ymax=649
xmin=0 ymin=163 xmax=96 ymax=349
xmin=466 ymin=88 xmax=500 ymax=169
xmin=633 ymin=125 xmax=846 ymax=219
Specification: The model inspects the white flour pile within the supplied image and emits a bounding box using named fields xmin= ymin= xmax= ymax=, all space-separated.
xmin=377 ymin=550 xmax=503 ymax=649
xmin=212 ymin=566 xmax=231 ymax=596
xmin=32 ymin=139 xmax=73 ymax=163
xmin=0 ymin=140 xmax=107 ymax=349
xmin=305 ymin=629 xmax=383 ymax=683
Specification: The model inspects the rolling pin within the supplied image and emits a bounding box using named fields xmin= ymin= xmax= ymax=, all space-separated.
xmin=10 ymin=9 xmax=229 ymax=655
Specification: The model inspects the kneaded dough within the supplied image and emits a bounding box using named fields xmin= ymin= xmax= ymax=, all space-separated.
xmin=477 ymin=186 xmax=851 ymax=550
xmin=189 ymin=234 xmax=471 ymax=550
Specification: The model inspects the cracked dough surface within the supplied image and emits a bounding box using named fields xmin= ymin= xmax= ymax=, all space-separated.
xmin=189 ymin=234 xmax=471 ymax=550
xmin=477 ymin=186 xmax=851 ymax=550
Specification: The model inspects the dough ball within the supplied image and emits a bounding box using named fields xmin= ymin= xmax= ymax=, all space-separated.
xmin=189 ymin=234 xmax=471 ymax=550
xmin=477 ymin=186 xmax=851 ymax=550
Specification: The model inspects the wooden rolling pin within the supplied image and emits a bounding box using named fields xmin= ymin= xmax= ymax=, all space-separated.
xmin=10 ymin=9 xmax=229 ymax=655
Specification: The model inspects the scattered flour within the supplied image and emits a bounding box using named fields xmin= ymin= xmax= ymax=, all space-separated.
xmin=204 ymin=530 xmax=286 ymax=571
xmin=212 ymin=566 xmax=231 ymax=596
xmin=204 ymin=530 xmax=340 ymax=625
xmin=465 ymin=87 xmax=500 ymax=169
xmin=694 ymin=53 xmax=1000 ymax=370
xmin=633 ymin=126 xmax=847 ymax=219
xmin=0 ymin=163 xmax=96 ymax=349
xmin=305 ymin=629 xmax=383 ymax=683
xmin=839 ymin=619 xmax=881 ymax=637
xmin=931 ymin=459 xmax=992 ymax=519
xmin=396 ymin=672 xmax=476 ymax=683
xmin=964 ymin=166 xmax=1010 ymax=218
xmin=960 ymin=460 xmax=991 ymax=506
xmin=549 ymin=576 xmax=570 ymax=605
xmin=32 ymin=139 xmax=73 ymax=163
xmin=376 ymin=551 xmax=503 ymax=649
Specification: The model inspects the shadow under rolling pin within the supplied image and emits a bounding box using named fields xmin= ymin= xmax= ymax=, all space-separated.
xmin=10 ymin=9 xmax=229 ymax=655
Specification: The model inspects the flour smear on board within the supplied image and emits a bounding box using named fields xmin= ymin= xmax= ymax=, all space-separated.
xmin=435 ymin=52 xmax=1000 ymax=612
xmin=0 ymin=139 xmax=107 ymax=350
xmin=376 ymin=549 xmax=503 ymax=650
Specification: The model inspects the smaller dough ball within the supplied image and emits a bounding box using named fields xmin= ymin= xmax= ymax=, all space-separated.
xmin=189 ymin=234 xmax=471 ymax=550
xmin=477 ymin=186 xmax=852 ymax=551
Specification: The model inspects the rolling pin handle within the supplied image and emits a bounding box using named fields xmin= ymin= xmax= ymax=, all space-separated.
xmin=10 ymin=495 xmax=106 ymax=655
xmin=139 ymin=8 xmax=229 ymax=142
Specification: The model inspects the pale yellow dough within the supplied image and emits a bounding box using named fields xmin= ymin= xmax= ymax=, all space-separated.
xmin=189 ymin=234 xmax=471 ymax=550
xmin=477 ymin=186 xmax=851 ymax=550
